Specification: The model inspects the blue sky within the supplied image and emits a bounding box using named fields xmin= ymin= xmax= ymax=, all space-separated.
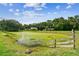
xmin=0 ymin=3 xmax=79 ymax=24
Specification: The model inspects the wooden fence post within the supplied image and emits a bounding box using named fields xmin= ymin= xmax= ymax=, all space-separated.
xmin=72 ymin=29 xmax=76 ymax=49
xmin=54 ymin=39 xmax=56 ymax=48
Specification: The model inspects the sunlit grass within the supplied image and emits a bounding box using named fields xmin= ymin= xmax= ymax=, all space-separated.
xmin=0 ymin=31 xmax=79 ymax=56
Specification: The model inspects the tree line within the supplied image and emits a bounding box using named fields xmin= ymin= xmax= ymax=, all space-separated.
xmin=0 ymin=19 xmax=23 ymax=31
xmin=24 ymin=15 xmax=79 ymax=31
xmin=0 ymin=15 xmax=79 ymax=31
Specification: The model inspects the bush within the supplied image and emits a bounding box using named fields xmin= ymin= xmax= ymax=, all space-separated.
xmin=0 ymin=19 xmax=23 ymax=31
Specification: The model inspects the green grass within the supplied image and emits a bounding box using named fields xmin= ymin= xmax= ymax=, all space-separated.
xmin=0 ymin=31 xmax=79 ymax=56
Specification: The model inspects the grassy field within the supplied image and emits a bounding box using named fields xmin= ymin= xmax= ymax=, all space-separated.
xmin=0 ymin=31 xmax=79 ymax=56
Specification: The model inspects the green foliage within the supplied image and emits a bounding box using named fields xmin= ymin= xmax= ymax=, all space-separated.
xmin=24 ymin=15 xmax=79 ymax=31
xmin=0 ymin=19 xmax=23 ymax=31
xmin=0 ymin=31 xmax=79 ymax=56
xmin=0 ymin=15 xmax=79 ymax=31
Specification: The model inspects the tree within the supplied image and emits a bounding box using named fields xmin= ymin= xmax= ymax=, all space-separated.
xmin=0 ymin=19 xmax=23 ymax=31
xmin=23 ymin=24 xmax=29 ymax=30
xmin=52 ymin=17 xmax=66 ymax=30
xmin=74 ymin=15 xmax=79 ymax=30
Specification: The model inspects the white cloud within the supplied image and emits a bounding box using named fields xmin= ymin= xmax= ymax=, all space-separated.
xmin=63 ymin=10 xmax=67 ymax=12
xmin=35 ymin=7 xmax=42 ymax=10
xmin=66 ymin=3 xmax=75 ymax=9
xmin=24 ymin=3 xmax=47 ymax=8
xmin=56 ymin=5 xmax=60 ymax=9
xmin=24 ymin=3 xmax=47 ymax=11
xmin=9 ymin=9 xmax=13 ymax=12
xmin=14 ymin=13 xmax=19 ymax=16
xmin=53 ymin=12 xmax=57 ymax=14
xmin=48 ymin=12 xmax=51 ymax=14
xmin=9 ymin=3 xmax=13 ymax=6
xmin=0 ymin=3 xmax=13 ymax=6
xmin=20 ymin=11 xmax=48 ymax=24
xmin=67 ymin=3 xmax=75 ymax=5
xmin=22 ymin=11 xmax=44 ymax=18
xmin=24 ymin=3 xmax=40 ymax=8
xmin=9 ymin=8 xmax=20 ymax=16
xmin=41 ymin=3 xmax=47 ymax=8
xmin=66 ymin=5 xmax=72 ymax=9
xmin=0 ymin=3 xmax=8 ymax=6
xmin=16 ymin=9 xmax=20 ymax=12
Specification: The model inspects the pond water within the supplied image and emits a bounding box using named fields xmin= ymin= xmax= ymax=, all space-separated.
xmin=17 ymin=32 xmax=42 ymax=47
xmin=17 ymin=32 xmax=26 ymax=45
